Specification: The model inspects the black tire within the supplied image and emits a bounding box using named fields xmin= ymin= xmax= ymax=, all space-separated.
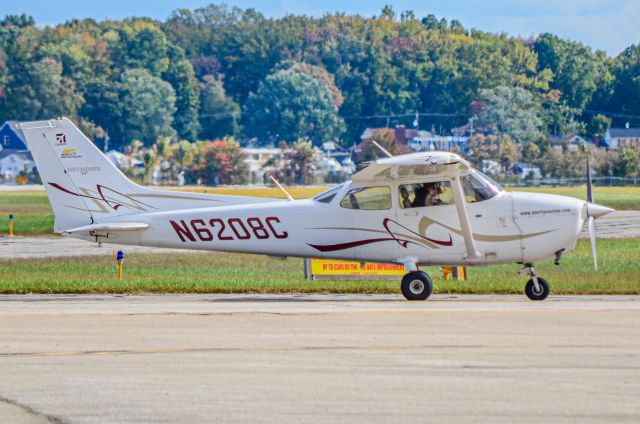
xmin=401 ymin=271 xmax=433 ymax=301
xmin=525 ymin=278 xmax=550 ymax=301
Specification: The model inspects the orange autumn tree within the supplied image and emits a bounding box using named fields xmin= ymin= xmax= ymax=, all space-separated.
xmin=196 ymin=138 xmax=247 ymax=185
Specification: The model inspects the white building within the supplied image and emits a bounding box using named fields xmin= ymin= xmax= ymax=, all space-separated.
xmin=361 ymin=126 xmax=468 ymax=153
xmin=0 ymin=152 xmax=35 ymax=183
xmin=243 ymin=147 xmax=281 ymax=184
xmin=513 ymin=161 xmax=542 ymax=180
xmin=547 ymin=134 xmax=587 ymax=152
xmin=603 ymin=128 xmax=640 ymax=149
xmin=105 ymin=150 xmax=143 ymax=170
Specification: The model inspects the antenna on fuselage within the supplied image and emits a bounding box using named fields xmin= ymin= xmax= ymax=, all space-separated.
xmin=586 ymin=153 xmax=598 ymax=270
xmin=371 ymin=140 xmax=393 ymax=158
xmin=586 ymin=154 xmax=593 ymax=203
xmin=270 ymin=175 xmax=294 ymax=201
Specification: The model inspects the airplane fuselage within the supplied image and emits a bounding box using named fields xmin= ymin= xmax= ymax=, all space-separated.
xmin=92 ymin=183 xmax=586 ymax=267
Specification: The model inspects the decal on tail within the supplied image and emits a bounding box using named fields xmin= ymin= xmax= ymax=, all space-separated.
xmin=16 ymin=118 xmax=280 ymax=233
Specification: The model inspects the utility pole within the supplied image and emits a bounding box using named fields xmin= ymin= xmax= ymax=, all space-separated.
xmin=469 ymin=115 xmax=477 ymax=137
xmin=232 ymin=113 xmax=238 ymax=139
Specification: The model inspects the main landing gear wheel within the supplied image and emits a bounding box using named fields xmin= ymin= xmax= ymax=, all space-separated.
xmin=401 ymin=271 xmax=433 ymax=301
xmin=525 ymin=278 xmax=550 ymax=301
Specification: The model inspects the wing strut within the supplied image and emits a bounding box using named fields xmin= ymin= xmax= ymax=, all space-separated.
xmin=450 ymin=176 xmax=481 ymax=260
xmin=270 ymin=175 xmax=294 ymax=201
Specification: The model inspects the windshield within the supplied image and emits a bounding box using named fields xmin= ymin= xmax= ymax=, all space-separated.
xmin=474 ymin=170 xmax=504 ymax=192
xmin=461 ymin=170 xmax=503 ymax=203
xmin=313 ymin=184 xmax=344 ymax=204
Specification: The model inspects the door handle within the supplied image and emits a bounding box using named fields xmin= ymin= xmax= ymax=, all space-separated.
xmin=404 ymin=211 xmax=418 ymax=217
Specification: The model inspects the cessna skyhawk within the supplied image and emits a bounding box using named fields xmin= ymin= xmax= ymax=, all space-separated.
xmin=16 ymin=118 xmax=613 ymax=301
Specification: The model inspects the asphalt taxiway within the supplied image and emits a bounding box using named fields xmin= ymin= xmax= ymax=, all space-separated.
xmin=0 ymin=294 xmax=638 ymax=423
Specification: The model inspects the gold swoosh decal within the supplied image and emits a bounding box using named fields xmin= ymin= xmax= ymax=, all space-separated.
xmin=307 ymin=226 xmax=441 ymax=249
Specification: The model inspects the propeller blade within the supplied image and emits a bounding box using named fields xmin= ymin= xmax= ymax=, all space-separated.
xmin=586 ymin=154 xmax=593 ymax=203
xmin=588 ymin=216 xmax=598 ymax=271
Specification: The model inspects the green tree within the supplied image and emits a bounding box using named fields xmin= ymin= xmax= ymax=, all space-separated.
xmin=0 ymin=48 xmax=8 ymax=96
xmin=173 ymin=139 xmax=196 ymax=168
xmin=0 ymin=14 xmax=39 ymax=73
xmin=521 ymin=142 xmax=541 ymax=163
xmin=3 ymin=57 xmax=84 ymax=120
xmin=38 ymin=19 xmax=107 ymax=85
xmin=244 ymin=68 xmax=344 ymax=145
xmin=163 ymin=45 xmax=200 ymax=141
xmin=380 ymin=6 xmax=396 ymax=20
xmin=275 ymin=61 xmax=344 ymax=108
xmin=198 ymin=75 xmax=240 ymax=139
xmin=586 ymin=114 xmax=612 ymax=138
xmin=466 ymin=134 xmax=519 ymax=175
xmin=621 ymin=147 xmax=640 ymax=178
xmin=119 ymin=68 xmax=177 ymax=146
xmin=113 ymin=20 xmax=170 ymax=76
xmin=476 ymin=86 xmax=543 ymax=144
xmin=609 ymin=44 xmax=640 ymax=126
xmin=80 ymin=78 xmax=123 ymax=145
xmin=141 ymin=146 xmax=158 ymax=185
xmin=265 ymin=140 xmax=318 ymax=185
xmin=78 ymin=118 xmax=107 ymax=146
xmin=535 ymin=33 xmax=608 ymax=111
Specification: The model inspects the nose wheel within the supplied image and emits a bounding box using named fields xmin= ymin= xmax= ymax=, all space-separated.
xmin=523 ymin=264 xmax=550 ymax=301
xmin=401 ymin=271 xmax=433 ymax=301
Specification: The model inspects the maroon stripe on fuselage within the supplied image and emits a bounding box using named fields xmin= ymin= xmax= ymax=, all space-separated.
xmin=308 ymin=238 xmax=396 ymax=252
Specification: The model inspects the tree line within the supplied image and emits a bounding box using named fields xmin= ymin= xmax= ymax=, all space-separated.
xmin=0 ymin=4 xmax=639 ymax=176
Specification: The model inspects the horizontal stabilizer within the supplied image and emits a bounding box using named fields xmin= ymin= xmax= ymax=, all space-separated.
xmin=62 ymin=222 xmax=149 ymax=234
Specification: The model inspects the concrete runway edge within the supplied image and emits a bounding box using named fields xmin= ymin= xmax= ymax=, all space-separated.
xmin=0 ymin=294 xmax=638 ymax=424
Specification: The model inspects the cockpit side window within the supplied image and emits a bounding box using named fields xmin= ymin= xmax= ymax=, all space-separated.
xmin=340 ymin=186 xmax=391 ymax=210
xmin=399 ymin=181 xmax=453 ymax=208
xmin=461 ymin=170 xmax=502 ymax=203
xmin=313 ymin=185 xmax=343 ymax=204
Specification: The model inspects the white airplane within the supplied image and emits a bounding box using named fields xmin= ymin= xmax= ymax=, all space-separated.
xmin=16 ymin=118 xmax=613 ymax=301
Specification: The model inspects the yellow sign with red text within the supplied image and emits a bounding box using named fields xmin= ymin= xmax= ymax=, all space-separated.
xmin=308 ymin=258 xmax=405 ymax=278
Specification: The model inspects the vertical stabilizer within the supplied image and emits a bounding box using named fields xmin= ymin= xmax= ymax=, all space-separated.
xmin=17 ymin=118 xmax=145 ymax=231
xmin=17 ymin=117 xmax=283 ymax=233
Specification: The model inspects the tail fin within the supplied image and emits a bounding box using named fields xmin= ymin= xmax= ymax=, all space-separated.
xmin=17 ymin=118 xmax=148 ymax=231
xmin=17 ymin=118 xmax=278 ymax=233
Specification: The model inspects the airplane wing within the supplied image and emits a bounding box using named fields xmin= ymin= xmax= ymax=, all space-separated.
xmin=352 ymin=152 xmax=471 ymax=182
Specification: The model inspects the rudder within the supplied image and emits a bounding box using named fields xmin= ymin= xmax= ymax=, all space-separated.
xmin=16 ymin=117 xmax=282 ymax=234
xmin=17 ymin=118 xmax=146 ymax=231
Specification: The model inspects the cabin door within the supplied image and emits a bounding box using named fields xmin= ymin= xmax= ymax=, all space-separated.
xmin=395 ymin=180 xmax=467 ymax=263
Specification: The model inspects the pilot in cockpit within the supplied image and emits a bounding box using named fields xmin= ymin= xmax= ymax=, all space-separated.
xmin=400 ymin=186 xmax=412 ymax=208
xmin=407 ymin=182 xmax=446 ymax=208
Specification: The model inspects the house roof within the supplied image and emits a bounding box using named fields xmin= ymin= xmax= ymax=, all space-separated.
xmin=0 ymin=121 xmax=27 ymax=150
xmin=608 ymin=128 xmax=640 ymax=138
xmin=360 ymin=128 xmax=379 ymax=139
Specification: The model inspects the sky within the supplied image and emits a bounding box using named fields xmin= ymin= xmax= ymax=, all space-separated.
xmin=2 ymin=0 xmax=639 ymax=56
